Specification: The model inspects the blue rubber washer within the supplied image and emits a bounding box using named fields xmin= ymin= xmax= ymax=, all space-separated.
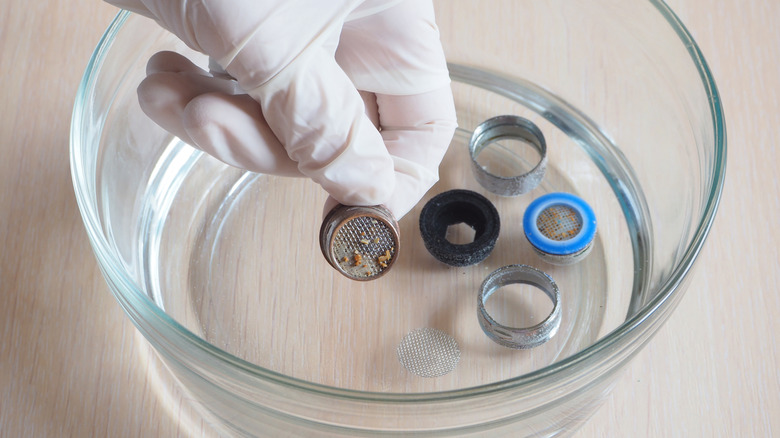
xmin=523 ymin=192 xmax=597 ymax=257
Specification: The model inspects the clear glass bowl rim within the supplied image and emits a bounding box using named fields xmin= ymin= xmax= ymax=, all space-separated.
xmin=70 ymin=0 xmax=727 ymax=403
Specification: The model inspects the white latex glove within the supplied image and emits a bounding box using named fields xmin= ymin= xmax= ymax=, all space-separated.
xmin=105 ymin=0 xmax=457 ymax=219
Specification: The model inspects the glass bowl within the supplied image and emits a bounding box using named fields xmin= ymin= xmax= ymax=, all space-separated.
xmin=71 ymin=1 xmax=725 ymax=436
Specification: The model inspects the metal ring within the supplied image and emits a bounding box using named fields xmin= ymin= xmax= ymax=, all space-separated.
xmin=469 ymin=115 xmax=547 ymax=196
xmin=477 ymin=265 xmax=561 ymax=349
xmin=419 ymin=189 xmax=500 ymax=267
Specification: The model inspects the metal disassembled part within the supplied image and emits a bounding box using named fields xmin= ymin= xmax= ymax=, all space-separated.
xmin=477 ymin=265 xmax=562 ymax=349
xmin=523 ymin=192 xmax=597 ymax=265
xmin=397 ymin=328 xmax=461 ymax=378
xmin=319 ymin=204 xmax=400 ymax=281
xmin=469 ymin=115 xmax=547 ymax=196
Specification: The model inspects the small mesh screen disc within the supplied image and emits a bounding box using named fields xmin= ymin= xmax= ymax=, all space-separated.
xmin=332 ymin=216 xmax=396 ymax=278
xmin=320 ymin=204 xmax=399 ymax=281
xmin=536 ymin=204 xmax=582 ymax=241
xmin=397 ymin=328 xmax=461 ymax=378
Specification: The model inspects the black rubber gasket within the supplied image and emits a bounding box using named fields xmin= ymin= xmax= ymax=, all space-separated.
xmin=419 ymin=189 xmax=500 ymax=267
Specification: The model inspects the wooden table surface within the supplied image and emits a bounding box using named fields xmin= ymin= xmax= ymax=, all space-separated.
xmin=1 ymin=0 xmax=777 ymax=436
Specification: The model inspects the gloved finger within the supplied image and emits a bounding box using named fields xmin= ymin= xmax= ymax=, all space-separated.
xmin=182 ymin=92 xmax=301 ymax=176
xmin=137 ymin=52 xmax=239 ymax=146
xmin=336 ymin=0 xmax=450 ymax=96
xmin=103 ymin=0 xmax=153 ymax=18
xmin=375 ymin=86 xmax=458 ymax=218
xmin=138 ymin=52 xmax=299 ymax=175
xmin=336 ymin=0 xmax=456 ymax=218
xmin=145 ymin=50 xmax=214 ymax=76
xmin=321 ymin=89 xmax=381 ymax=218
xmin=243 ymin=46 xmax=397 ymax=209
xmin=359 ymin=90 xmax=380 ymax=129
xmin=139 ymin=50 xmax=394 ymax=186
xmin=321 ymin=86 xmax=457 ymax=220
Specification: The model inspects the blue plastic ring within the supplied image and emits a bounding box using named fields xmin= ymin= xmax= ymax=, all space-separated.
xmin=523 ymin=192 xmax=597 ymax=256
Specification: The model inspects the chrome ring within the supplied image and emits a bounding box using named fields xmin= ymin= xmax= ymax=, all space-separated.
xmin=477 ymin=265 xmax=561 ymax=349
xmin=469 ymin=115 xmax=547 ymax=196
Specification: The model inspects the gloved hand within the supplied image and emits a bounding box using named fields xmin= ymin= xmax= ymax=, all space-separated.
xmin=105 ymin=0 xmax=457 ymax=219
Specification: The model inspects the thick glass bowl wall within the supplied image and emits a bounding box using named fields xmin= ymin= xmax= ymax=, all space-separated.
xmin=71 ymin=0 xmax=724 ymax=436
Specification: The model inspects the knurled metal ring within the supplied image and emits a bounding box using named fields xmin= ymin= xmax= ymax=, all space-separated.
xmin=469 ymin=115 xmax=547 ymax=196
xmin=477 ymin=264 xmax=561 ymax=349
